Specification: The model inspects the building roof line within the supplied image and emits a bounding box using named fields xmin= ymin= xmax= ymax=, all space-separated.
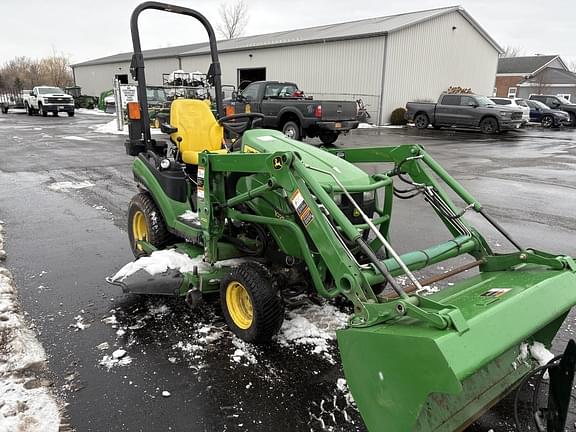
xmin=72 ymin=5 xmax=500 ymax=68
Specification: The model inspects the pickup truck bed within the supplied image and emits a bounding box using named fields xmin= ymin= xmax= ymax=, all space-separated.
xmin=228 ymin=81 xmax=358 ymax=144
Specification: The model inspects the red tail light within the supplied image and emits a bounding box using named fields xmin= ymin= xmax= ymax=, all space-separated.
xmin=314 ymin=104 xmax=322 ymax=119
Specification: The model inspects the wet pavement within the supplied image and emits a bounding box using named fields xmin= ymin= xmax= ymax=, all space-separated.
xmin=0 ymin=110 xmax=575 ymax=431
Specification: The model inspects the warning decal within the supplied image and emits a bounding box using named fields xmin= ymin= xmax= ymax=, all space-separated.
xmin=290 ymin=189 xmax=314 ymax=226
xmin=480 ymin=288 xmax=511 ymax=298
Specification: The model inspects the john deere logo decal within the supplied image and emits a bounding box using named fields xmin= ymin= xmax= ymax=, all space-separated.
xmin=353 ymin=209 xmax=361 ymax=217
xmin=273 ymin=157 xmax=283 ymax=170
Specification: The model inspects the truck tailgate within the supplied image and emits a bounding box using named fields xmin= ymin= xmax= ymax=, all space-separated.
xmin=320 ymin=101 xmax=357 ymax=121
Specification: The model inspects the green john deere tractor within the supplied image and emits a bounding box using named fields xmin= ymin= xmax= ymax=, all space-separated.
xmin=110 ymin=2 xmax=576 ymax=431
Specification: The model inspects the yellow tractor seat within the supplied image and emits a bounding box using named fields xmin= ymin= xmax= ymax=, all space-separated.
xmin=168 ymin=99 xmax=226 ymax=165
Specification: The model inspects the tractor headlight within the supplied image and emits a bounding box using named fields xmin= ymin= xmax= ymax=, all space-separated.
xmin=363 ymin=190 xmax=375 ymax=202
xmin=332 ymin=194 xmax=342 ymax=205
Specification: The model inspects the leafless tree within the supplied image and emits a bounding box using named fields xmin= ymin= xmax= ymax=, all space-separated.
xmin=216 ymin=0 xmax=249 ymax=40
xmin=0 ymin=51 xmax=73 ymax=90
xmin=501 ymin=45 xmax=523 ymax=58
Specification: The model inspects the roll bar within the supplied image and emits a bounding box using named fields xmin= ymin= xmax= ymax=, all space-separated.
xmin=129 ymin=2 xmax=223 ymax=147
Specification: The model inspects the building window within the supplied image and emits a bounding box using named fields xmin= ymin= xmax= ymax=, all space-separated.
xmin=493 ymin=88 xmax=497 ymax=96
xmin=557 ymin=94 xmax=571 ymax=102
xmin=507 ymin=87 xmax=517 ymax=98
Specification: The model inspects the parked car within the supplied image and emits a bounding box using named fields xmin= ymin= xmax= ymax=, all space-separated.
xmin=405 ymin=93 xmax=523 ymax=134
xmin=529 ymin=95 xmax=576 ymax=126
xmin=490 ymin=97 xmax=530 ymax=125
xmin=226 ymin=81 xmax=359 ymax=144
xmin=524 ymin=99 xmax=571 ymax=128
xmin=23 ymin=86 xmax=75 ymax=117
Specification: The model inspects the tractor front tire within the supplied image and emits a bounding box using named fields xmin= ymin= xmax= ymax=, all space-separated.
xmin=127 ymin=193 xmax=171 ymax=257
xmin=220 ymin=262 xmax=284 ymax=344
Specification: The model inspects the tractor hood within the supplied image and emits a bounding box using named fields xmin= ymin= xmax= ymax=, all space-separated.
xmin=242 ymin=129 xmax=373 ymax=188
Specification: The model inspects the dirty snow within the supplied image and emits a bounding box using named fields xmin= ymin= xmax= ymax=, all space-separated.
xmin=0 ymin=226 xmax=61 ymax=431
xmin=47 ymin=180 xmax=95 ymax=191
xmin=277 ymin=303 xmax=349 ymax=363
xmin=357 ymin=123 xmax=376 ymax=128
xmin=110 ymin=249 xmax=246 ymax=282
xmin=179 ymin=210 xmax=199 ymax=222
xmin=513 ymin=341 xmax=555 ymax=378
xmin=99 ymin=353 xmax=133 ymax=369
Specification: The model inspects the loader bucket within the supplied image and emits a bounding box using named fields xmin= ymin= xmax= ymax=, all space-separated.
xmin=337 ymin=267 xmax=576 ymax=431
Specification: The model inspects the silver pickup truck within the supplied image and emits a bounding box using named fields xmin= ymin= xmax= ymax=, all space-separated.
xmin=406 ymin=93 xmax=523 ymax=134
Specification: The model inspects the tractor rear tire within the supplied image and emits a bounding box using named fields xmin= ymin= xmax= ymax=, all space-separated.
xmin=282 ymin=120 xmax=301 ymax=140
xmin=127 ymin=192 xmax=171 ymax=257
xmin=220 ymin=262 xmax=284 ymax=344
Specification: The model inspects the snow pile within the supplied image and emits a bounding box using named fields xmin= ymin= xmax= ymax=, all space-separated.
xmin=513 ymin=341 xmax=555 ymax=378
xmin=0 ymin=225 xmax=61 ymax=431
xmin=357 ymin=123 xmax=376 ymax=128
xmin=230 ymin=338 xmax=258 ymax=365
xmin=62 ymin=136 xmax=88 ymax=141
xmin=91 ymin=119 xmax=163 ymax=135
xmin=530 ymin=341 xmax=555 ymax=366
xmin=0 ymin=221 xmax=5 ymax=261
xmin=110 ymin=249 xmax=246 ymax=282
xmin=277 ymin=303 xmax=349 ymax=363
xmin=76 ymin=108 xmax=114 ymax=116
xmin=47 ymin=180 xmax=94 ymax=191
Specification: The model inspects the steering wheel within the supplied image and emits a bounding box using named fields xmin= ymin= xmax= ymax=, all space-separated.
xmin=218 ymin=112 xmax=265 ymax=135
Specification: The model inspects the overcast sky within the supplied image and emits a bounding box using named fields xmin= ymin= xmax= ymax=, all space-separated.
xmin=1 ymin=0 xmax=575 ymax=67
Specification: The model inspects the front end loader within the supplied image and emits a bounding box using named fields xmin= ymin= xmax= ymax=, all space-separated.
xmin=111 ymin=2 xmax=576 ymax=430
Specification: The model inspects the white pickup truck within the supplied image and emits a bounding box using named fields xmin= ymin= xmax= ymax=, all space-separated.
xmin=23 ymin=86 xmax=75 ymax=117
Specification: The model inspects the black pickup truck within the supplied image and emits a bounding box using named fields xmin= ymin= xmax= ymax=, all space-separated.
xmin=529 ymin=95 xmax=576 ymax=126
xmin=406 ymin=93 xmax=523 ymax=134
xmin=226 ymin=81 xmax=358 ymax=144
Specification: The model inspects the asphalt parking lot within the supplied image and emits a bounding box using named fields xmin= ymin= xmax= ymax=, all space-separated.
xmin=0 ymin=110 xmax=575 ymax=431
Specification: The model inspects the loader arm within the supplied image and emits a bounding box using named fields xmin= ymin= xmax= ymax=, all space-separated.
xmin=197 ymin=136 xmax=576 ymax=431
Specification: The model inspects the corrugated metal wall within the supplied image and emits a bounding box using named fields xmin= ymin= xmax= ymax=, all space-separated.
xmin=181 ymin=37 xmax=386 ymax=118
xmin=74 ymin=58 xmax=179 ymax=95
xmin=382 ymin=11 xmax=499 ymax=123
xmin=75 ymin=11 xmax=499 ymax=124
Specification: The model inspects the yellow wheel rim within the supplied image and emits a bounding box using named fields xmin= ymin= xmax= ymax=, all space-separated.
xmin=132 ymin=210 xmax=148 ymax=250
xmin=226 ymin=281 xmax=253 ymax=329
xmin=154 ymin=117 xmax=160 ymax=129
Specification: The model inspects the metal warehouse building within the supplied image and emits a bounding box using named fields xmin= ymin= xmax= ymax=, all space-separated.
xmin=72 ymin=6 xmax=501 ymax=124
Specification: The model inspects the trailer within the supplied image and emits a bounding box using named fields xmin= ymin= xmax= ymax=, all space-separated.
xmin=0 ymin=88 xmax=27 ymax=114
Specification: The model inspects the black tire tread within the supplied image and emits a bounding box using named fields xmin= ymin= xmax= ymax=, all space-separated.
xmin=127 ymin=192 xmax=171 ymax=257
xmin=220 ymin=261 xmax=284 ymax=343
xmin=414 ymin=113 xmax=429 ymax=129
